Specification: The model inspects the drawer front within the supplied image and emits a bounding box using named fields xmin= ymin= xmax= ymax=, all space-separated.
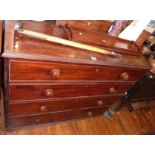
xmin=9 ymin=82 xmax=133 ymax=101
xmin=8 ymin=107 xmax=107 ymax=129
xmin=9 ymin=95 xmax=121 ymax=117
xmin=9 ymin=60 xmax=146 ymax=82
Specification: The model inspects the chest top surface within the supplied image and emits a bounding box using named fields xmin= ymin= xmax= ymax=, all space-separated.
xmin=2 ymin=20 xmax=150 ymax=69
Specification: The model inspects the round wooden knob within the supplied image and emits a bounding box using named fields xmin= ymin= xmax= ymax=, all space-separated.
xmin=96 ymin=68 xmax=99 ymax=72
xmin=109 ymin=87 xmax=117 ymax=93
xmin=40 ymin=105 xmax=47 ymax=112
xmin=97 ymin=100 xmax=104 ymax=106
xmin=120 ymin=72 xmax=129 ymax=80
xmin=36 ymin=118 xmax=40 ymax=122
xmin=50 ymin=69 xmax=61 ymax=79
xmin=44 ymin=89 xmax=53 ymax=97
xmin=87 ymin=111 xmax=93 ymax=116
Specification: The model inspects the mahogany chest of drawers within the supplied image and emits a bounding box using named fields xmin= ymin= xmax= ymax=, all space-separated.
xmin=2 ymin=21 xmax=150 ymax=129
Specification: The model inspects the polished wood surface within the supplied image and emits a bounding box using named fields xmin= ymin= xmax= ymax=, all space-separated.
xmin=56 ymin=20 xmax=113 ymax=33
xmin=17 ymin=28 xmax=116 ymax=56
xmin=9 ymin=95 xmax=121 ymax=117
xmin=9 ymin=82 xmax=134 ymax=101
xmin=8 ymin=106 xmax=108 ymax=129
xmin=9 ymin=59 xmax=147 ymax=82
xmin=3 ymin=21 xmax=150 ymax=69
xmin=2 ymin=21 xmax=151 ymax=130
xmin=69 ymin=27 xmax=140 ymax=56
xmin=1 ymin=106 xmax=155 ymax=134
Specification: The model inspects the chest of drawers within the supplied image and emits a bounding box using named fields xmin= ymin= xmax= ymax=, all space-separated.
xmin=2 ymin=21 xmax=150 ymax=129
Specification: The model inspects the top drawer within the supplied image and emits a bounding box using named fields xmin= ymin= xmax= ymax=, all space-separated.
xmin=9 ymin=60 xmax=147 ymax=82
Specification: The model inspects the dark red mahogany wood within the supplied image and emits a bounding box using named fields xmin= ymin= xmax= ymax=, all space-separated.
xmin=2 ymin=20 xmax=150 ymax=129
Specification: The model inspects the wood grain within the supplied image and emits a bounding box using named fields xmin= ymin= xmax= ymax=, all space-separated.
xmin=2 ymin=21 xmax=150 ymax=69
xmin=9 ymin=82 xmax=134 ymax=102
xmin=1 ymin=106 xmax=155 ymax=134
xmin=9 ymin=59 xmax=147 ymax=82
xmin=56 ymin=20 xmax=113 ymax=33
xmin=2 ymin=20 xmax=152 ymax=130
xmin=9 ymin=95 xmax=121 ymax=117
xmin=69 ymin=27 xmax=140 ymax=56
xmin=7 ymin=106 xmax=108 ymax=129
xmin=18 ymin=29 xmax=115 ymax=56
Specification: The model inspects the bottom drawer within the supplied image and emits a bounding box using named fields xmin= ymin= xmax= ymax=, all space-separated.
xmin=8 ymin=107 xmax=108 ymax=129
xmin=9 ymin=95 xmax=121 ymax=117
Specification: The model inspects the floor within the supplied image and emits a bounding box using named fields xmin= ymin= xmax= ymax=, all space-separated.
xmin=1 ymin=106 xmax=155 ymax=135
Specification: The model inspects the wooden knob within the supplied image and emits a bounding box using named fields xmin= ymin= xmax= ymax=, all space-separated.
xmin=97 ymin=100 xmax=103 ymax=106
xmin=50 ymin=69 xmax=61 ymax=79
xmin=36 ymin=118 xmax=40 ymax=122
xmin=120 ymin=72 xmax=129 ymax=80
xmin=87 ymin=111 xmax=93 ymax=116
xmin=96 ymin=68 xmax=99 ymax=72
xmin=109 ymin=87 xmax=117 ymax=93
xmin=44 ymin=89 xmax=53 ymax=97
xmin=40 ymin=105 xmax=47 ymax=112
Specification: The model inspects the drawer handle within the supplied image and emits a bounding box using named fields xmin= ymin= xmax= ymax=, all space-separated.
xmin=96 ymin=68 xmax=99 ymax=72
xmin=109 ymin=87 xmax=117 ymax=94
xmin=36 ymin=118 xmax=40 ymax=122
xmin=97 ymin=100 xmax=104 ymax=106
xmin=87 ymin=111 xmax=93 ymax=116
xmin=50 ymin=69 xmax=61 ymax=79
xmin=40 ymin=105 xmax=47 ymax=112
xmin=44 ymin=89 xmax=53 ymax=97
xmin=120 ymin=72 xmax=129 ymax=80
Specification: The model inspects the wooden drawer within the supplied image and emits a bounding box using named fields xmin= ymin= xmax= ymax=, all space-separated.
xmin=56 ymin=20 xmax=112 ymax=33
xmin=9 ymin=82 xmax=134 ymax=102
xmin=9 ymin=60 xmax=146 ymax=82
xmin=9 ymin=95 xmax=121 ymax=117
xmin=8 ymin=106 xmax=108 ymax=129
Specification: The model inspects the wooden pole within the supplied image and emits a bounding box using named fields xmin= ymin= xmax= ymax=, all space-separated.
xmin=18 ymin=29 xmax=117 ymax=56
